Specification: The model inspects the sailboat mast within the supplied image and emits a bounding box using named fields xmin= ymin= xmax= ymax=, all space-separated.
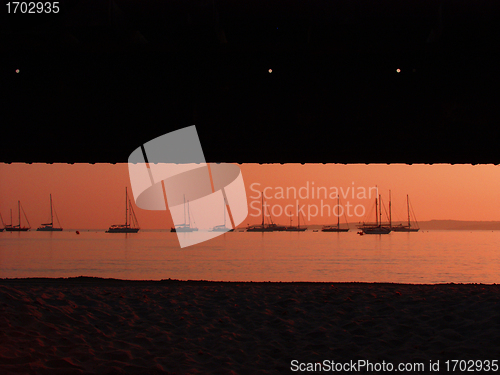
xmin=50 ymin=194 xmax=53 ymax=225
xmin=407 ymin=194 xmax=410 ymax=228
xmin=23 ymin=204 xmax=31 ymax=228
xmin=379 ymin=195 xmax=383 ymax=226
xmin=261 ymin=192 xmax=264 ymax=226
xmin=129 ymin=199 xmax=133 ymax=228
xmin=125 ymin=188 xmax=128 ymax=227
xmin=18 ymin=201 xmax=21 ymax=228
xmin=298 ymin=204 xmax=300 ymax=228
xmin=184 ymin=195 xmax=186 ymax=225
xmin=389 ymin=190 xmax=392 ymax=228
xmin=375 ymin=197 xmax=378 ymax=226
xmin=337 ymin=195 xmax=340 ymax=229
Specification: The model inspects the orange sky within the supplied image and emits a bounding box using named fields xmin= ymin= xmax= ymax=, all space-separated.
xmin=1 ymin=163 xmax=500 ymax=229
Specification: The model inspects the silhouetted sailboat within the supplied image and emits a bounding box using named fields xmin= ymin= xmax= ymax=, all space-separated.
xmin=322 ymin=196 xmax=349 ymax=232
xmin=106 ymin=187 xmax=139 ymax=233
xmin=357 ymin=194 xmax=391 ymax=234
xmin=5 ymin=201 xmax=31 ymax=231
xmin=285 ymin=204 xmax=307 ymax=231
xmin=246 ymin=192 xmax=274 ymax=232
xmin=210 ymin=197 xmax=234 ymax=232
xmin=391 ymin=194 xmax=419 ymax=232
xmin=37 ymin=194 xmax=63 ymax=231
xmin=171 ymin=195 xmax=198 ymax=232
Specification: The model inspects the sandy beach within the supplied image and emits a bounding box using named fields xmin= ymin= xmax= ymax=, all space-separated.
xmin=1 ymin=278 xmax=500 ymax=374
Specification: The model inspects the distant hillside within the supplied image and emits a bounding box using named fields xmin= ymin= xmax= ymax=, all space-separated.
xmin=417 ymin=220 xmax=500 ymax=231
xmin=305 ymin=221 xmax=500 ymax=230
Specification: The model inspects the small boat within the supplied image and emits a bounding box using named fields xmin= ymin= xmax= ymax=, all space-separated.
xmin=5 ymin=201 xmax=31 ymax=231
xmin=321 ymin=195 xmax=349 ymax=232
xmin=391 ymin=194 xmax=420 ymax=232
xmin=285 ymin=204 xmax=307 ymax=231
xmin=37 ymin=194 xmax=63 ymax=231
xmin=357 ymin=193 xmax=391 ymax=234
xmin=171 ymin=195 xmax=198 ymax=232
xmin=106 ymin=187 xmax=140 ymax=233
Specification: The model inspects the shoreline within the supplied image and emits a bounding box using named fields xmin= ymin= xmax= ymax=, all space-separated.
xmin=2 ymin=278 xmax=499 ymax=374
xmin=2 ymin=275 xmax=499 ymax=286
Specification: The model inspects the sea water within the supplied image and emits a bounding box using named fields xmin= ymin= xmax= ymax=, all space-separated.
xmin=1 ymin=230 xmax=499 ymax=284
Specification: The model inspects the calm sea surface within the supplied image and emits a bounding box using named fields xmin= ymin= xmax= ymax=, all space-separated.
xmin=1 ymin=230 xmax=499 ymax=284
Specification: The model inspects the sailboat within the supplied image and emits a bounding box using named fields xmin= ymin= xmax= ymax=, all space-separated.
xmin=391 ymin=194 xmax=420 ymax=232
xmin=37 ymin=194 xmax=63 ymax=231
xmin=322 ymin=196 xmax=349 ymax=232
xmin=106 ymin=187 xmax=140 ymax=233
xmin=357 ymin=194 xmax=391 ymax=234
xmin=246 ymin=192 xmax=274 ymax=232
xmin=171 ymin=195 xmax=198 ymax=232
xmin=285 ymin=204 xmax=307 ymax=231
xmin=5 ymin=201 xmax=31 ymax=231
xmin=210 ymin=197 xmax=234 ymax=232
xmin=0 ymin=212 xmax=5 ymax=232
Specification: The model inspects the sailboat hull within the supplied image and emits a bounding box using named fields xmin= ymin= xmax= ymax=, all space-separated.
xmin=285 ymin=227 xmax=307 ymax=231
xmin=36 ymin=226 xmax=63 ymax=231
xmin=106 ymin=227 xmax=139 ymax=233
xmin=210 ymin=224 xmax=234 ymax=232
xmin=321 ymin=227 xmax=349 ymax=232
xmin=5 ymin=227 xmax=30 ymax=232
xmin=246 ymin=226 xmax=274 ymax=232
xmin=392 ymin=227 xmax=419 ymax=232
xmin=361 ymin=226 xmax=391 ymax=234
xmin=171 ymin=227 xmax=198 ymax=232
